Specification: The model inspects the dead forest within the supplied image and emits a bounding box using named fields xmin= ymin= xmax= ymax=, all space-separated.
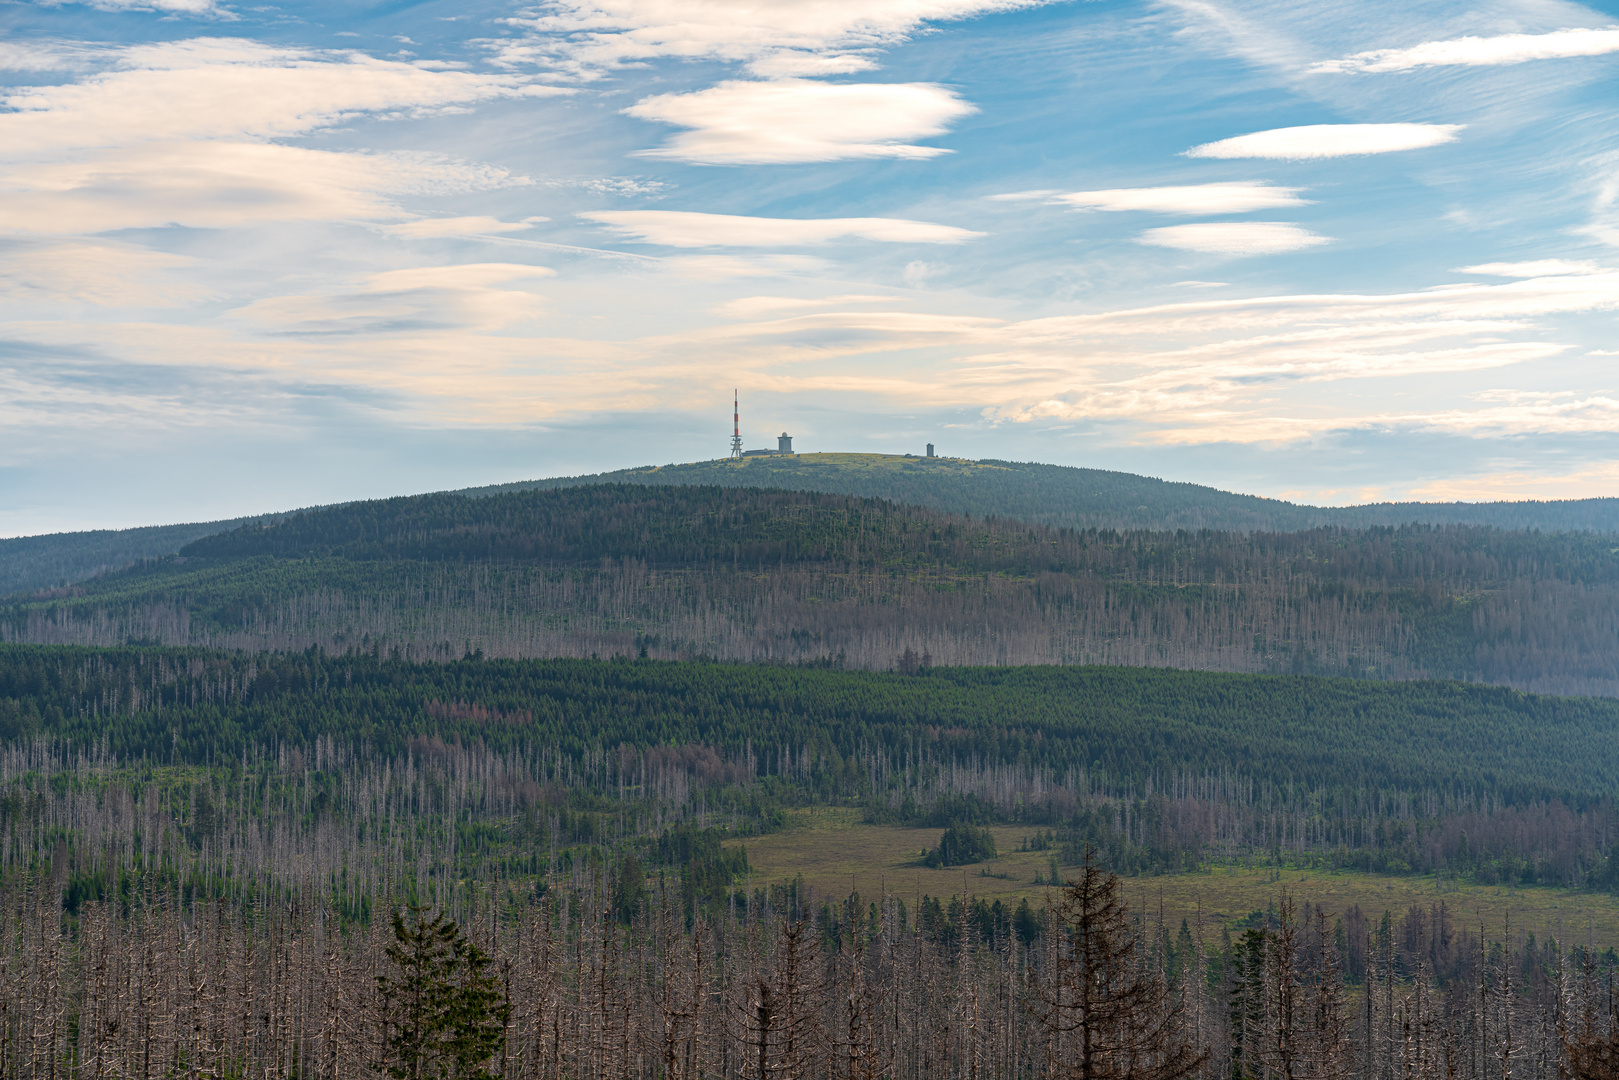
xmin=2 ymin=848 xmax=1615 ymax=1080
xmin=1 ymin=723 xmax=1618 ymax=1080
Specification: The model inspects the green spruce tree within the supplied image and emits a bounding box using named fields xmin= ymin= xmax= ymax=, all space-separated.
xmin=375 ymin=906 xmax=510 ymax=1080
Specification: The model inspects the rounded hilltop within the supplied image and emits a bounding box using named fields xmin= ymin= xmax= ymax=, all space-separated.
xmin=660 ymin=451 xmax=988 ymax=470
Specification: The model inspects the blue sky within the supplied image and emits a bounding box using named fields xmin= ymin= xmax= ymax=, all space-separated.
xmin=3 ymin=0 xmax=1619 ymax=534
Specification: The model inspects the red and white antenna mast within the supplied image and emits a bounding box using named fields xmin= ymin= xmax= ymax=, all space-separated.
xmin=729 ymin=389 xmax=744 ymax=459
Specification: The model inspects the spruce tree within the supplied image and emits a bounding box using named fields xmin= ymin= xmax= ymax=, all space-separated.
xmin=375 ymin=906 xmax=510 ymax=1080
xmin=1036 ymin=847 xmax=1208 ymax=1080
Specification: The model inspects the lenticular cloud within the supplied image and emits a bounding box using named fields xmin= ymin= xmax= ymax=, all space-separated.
xmin=624 ymin=79 xmax=975 ymax=164
xmin=581 ymin=210 xmax=983 ymax=247
xmin=1049 ymin=182 xmax=1309 ymax=215
xmin=1311 ymin=27 xmax=1619 ymax=73
xmin=1138 ymin=222 xmax=1330 ymax=256
xmin=1185 ymin=123 xmax=1463 ymax=160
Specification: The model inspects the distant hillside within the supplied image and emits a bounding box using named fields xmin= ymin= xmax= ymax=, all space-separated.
xmin=8 ymin=483 xmax=1619 ymax=696
xmin=7 ymin=644 xmax=1618 ymax=804
xmin=0 ymin=518 xmax=255 ymax=596
xmin=462 ymin=453 xmax=1619 ymax=533
xmin=4 ymin=453 xmax=1614 ymax=597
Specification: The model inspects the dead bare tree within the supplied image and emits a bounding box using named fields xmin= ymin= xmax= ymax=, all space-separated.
xmin=1035 ymin=847 xmax=1209 ymax=1080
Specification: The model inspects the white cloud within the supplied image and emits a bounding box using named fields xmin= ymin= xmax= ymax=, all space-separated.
xmin=1041 ymin=182 xmax=1309 ymax=215
xmin=0 ymin=39 xmax=557 ymax=234
xmin=37 ymin=0 xmax=223 ymax=11
xmin=714 ymin=294 xmax=894 ymax=317
xmin=0 ymin=39 xmax=558 ymax=155
xmin=1138 ymin=222 xmax=1330 ymax=255
xmin=17 ymin=263 xmax=1619 ymax=451
xmin=951 ymin=267 xmax=1619 ymax=442
xmin=0 ymin=143 xmax=523 ymax=234
xmin=496 ymin=0 xmax=1054 ymax=75
xmin=0 ymin=240 xmax=206 ymax=306
xmin=363 ymin=264 xmax=556 ymax=289
xmin=1386 ymin=397 xmax=1619 ymax=438
xmin=1311 ymin=27 xmax=1619 ymax=74
xmin=747 ymin=52 xmax=879 ymax=77
xmin=645 ymin=254 xmax=833 ymax=279
xmin=623 ymin=79 xmax=974 ymax=164
xmin=0 ymin=42 xmax=107 ymax=71
xmin=1012 ymin=271 xmax=1619 ymax=340
xmin=581 ymin=210 xmax=983 ymax=246
xmin=386 ymin=216 xmax=546 ymax=238
xmin=987 ymin=189 xmax=1057 ymax=201
xmin=1457 ymin=260 xmax=1606 ymax=278
xmin=97 ymin=0 xmax=220 ymax=10
xmin=903 ymin=260 xmax=947 ymax=287
xmin=1404 ymin=459 xmax=1619 ymax=502
xmin=1185 ymin=123 xmax=1463 ymax=160
xmin=228 ymin=263 xmax=555 ymax=335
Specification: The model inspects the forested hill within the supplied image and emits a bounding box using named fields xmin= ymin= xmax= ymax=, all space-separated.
xmin=6 ymin=484 xmax=1619 ymax=695
xmin=0 ymin=517 xmax=256 ymax=596
xmin=464 ymin=453 xmax=1619 ymax=534
xmin=6 ymin=453 xmax=1615 ymax=597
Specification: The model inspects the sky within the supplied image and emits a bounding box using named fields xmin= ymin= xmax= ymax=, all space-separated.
xmin=3 ymin=0 xmax=1619 ymax=535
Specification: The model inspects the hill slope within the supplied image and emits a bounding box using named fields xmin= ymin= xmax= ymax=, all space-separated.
xmin=0 ymin=518 xmax=254 ymax=596
xmin=5 ymin=644 xmax=1614 ymax=803
xmin=6 ymin=483 xmax=1617 ymax=695
xmin=467 ymin=453 xmax=1619 ymax=533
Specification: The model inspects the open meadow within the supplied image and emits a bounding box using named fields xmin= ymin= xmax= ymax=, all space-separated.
xmin=731 ymin=808 xmax=1619 ymax=946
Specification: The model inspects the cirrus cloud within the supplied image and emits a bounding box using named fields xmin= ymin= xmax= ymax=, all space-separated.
xmin=1185 ymin=123 xmax=1463 ymax=160
xmin=495 ymin=0 xmax=1055 ymax=77
xmin=1311 ymin=27 xmax=1619 ymax=74
xmin=1008 ymin=181 xmax=1310 ymax=215
xmin=1138 ymin=222 xmax=1330 ymax=255
xmin=623 ymin=79 xmax=975 ymax=163
xmin=227 ymin=263 xmax=556 ymax=336
xmin=580 ymin=210 xmax=983 ymax=247
xmin=386 ymin=216 xmax=548 ymax=239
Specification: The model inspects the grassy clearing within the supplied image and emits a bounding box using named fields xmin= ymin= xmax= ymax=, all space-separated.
xmin=730 ymin=809 xmax=1619 ymax=945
